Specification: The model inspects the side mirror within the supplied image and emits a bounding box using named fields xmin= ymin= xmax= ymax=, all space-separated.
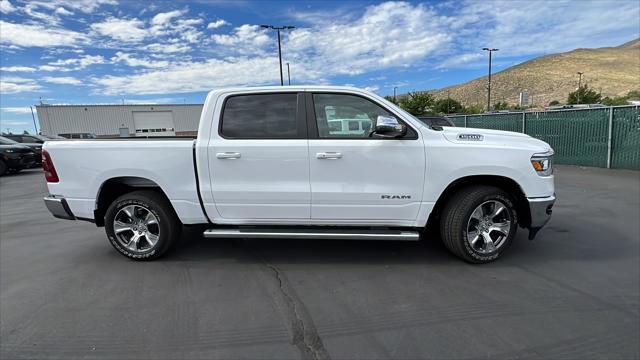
xmin=373 ymin=115 xmax=406 ymax=138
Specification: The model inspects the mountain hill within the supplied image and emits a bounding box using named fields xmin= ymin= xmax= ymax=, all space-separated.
xmin=430 ymin=39 xmax=640 ymax=107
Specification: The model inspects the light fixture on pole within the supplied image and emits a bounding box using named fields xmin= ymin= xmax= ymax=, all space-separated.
xmin=260 ymin=25 xmax=295 ymax=86
xmin=482 ymin=47 xmax=499 ymax=112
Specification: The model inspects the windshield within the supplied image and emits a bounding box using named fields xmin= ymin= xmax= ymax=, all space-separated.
xmin=0 ymin=136 xmax=19 ymax=145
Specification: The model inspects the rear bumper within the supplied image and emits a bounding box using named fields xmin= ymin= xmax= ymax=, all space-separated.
xmin=527 ymin=195 xmax=555 ymax=239
xmin=44 ymin=195 xmax=75 ymax=220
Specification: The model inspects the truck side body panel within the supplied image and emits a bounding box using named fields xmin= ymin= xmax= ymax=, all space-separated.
xmin=45 ymin=140 xmax=207 ymax=224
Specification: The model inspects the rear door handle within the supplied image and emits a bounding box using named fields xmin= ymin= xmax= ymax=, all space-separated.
xmin=216 ymin=152 xmax=241 ymax=159
xmin=316 ymin=152 xmax=342 ymax=160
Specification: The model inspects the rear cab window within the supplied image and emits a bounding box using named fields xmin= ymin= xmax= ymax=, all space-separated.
xmin=220 ymin=93 xmax=303 ymax=139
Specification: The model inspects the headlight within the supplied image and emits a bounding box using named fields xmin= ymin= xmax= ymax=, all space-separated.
xmin=531 ymin=150 xmax=554 ymax=176
xmin=4 ymin=149 xmax=15 ymax=153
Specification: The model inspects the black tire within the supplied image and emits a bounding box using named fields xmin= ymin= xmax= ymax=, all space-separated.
xmin=104 ymin=190 xmax=181 ymax=260
xmin=0 ymin=160 xmax=7 ymax=176
xmin=440 ymin=185 xmax=518 ymax=263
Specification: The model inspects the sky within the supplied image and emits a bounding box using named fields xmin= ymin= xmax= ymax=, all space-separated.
xmin=1 ymin=0 xmax=639 ymax=134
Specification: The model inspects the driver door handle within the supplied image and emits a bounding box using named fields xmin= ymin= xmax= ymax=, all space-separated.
xmin=316 ymin=152 xmax=342 ymax=160
xmin=216 ymin=152 xmax=241 ymax=159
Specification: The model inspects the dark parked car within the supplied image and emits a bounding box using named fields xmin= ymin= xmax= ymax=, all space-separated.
xmin=40 ymin=134 xmax=67 ymax=140
xmin=58 ymin=132 xmax=97 ymax=139
xmin=1 ymin=135 xmax=43 ymax=165
xmin=4 ymin=134 xmax=48 ymax=144
xmin=0 ymin=137 xmax=37 ymax=176
xmin=417 ymin=116 xmax=455 ymax=128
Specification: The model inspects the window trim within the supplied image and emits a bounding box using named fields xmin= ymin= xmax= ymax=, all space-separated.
xmin=306 ymin=92 xmax=418 ymax=140
xmin=218 ymin=92 xmax=307 ymax=140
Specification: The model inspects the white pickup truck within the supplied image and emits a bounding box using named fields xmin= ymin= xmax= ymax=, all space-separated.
xmin=43 ymin=86 xmax=555 ymax=263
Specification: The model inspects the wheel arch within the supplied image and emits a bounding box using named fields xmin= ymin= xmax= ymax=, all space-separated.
xmin=94 ymin=176 xmax=175 ymax=227
xmin=427 ymin=175 xmax=531 ymax=230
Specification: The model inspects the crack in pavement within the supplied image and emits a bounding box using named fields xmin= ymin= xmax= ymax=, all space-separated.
xmin=264 ymin=263 xmax=330 ymax=360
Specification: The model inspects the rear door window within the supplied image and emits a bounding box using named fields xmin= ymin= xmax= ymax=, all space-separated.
xmin=220 ymin=93 xmax=301 ymax=139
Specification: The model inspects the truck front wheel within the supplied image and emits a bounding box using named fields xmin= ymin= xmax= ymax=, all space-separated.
xmin=440 ymin=186 xmax=518 ymax=263
xmin=104 ymin=190 xmax=181 ymax=260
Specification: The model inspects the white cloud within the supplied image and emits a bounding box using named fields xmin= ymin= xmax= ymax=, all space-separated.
xmin=55 ymin=7 xmax=74 ymax=16
xmin=144 ymin=43 xmax=190 ymax=53
xmin=111 ymin=52 xmax=169 ymax=68
xmin=0 ymin=21 xmax=87 ymax=47
xmin=93 ymin=57 xmax=303 ymax=95
xmin=1 ymin=107 xmax=33 ymax=114
xmin=49 ymin=54 xmax=105 ymax=68
xmin=0 ymin=0 xmax=15 ymax=14
xmin=0 ymin=119 xmax=31 ymax=127
xmin=436 ymin=53 xmax=483 ymax=69
xmin=449 ymin=0 xmax=640 ymax=59
xmin=207 ymin=19 xmax=228 ymax=29
xmin=0 ymin=77 xmax=41 ymax=93
xmin=0 ymin=66 xmax=37 ymax=72
xmin=285 ymin=2 xmax=449 ymax=75
xmin=91 ymin=17 xmax=148 ymax=43
xmin=38 ymin=65 xmax=71 ymax=72
xmin=151 ymin=9 xmax=185 ymax=26
xmin=211 ymin=24 xmax=270 ymax=53
xmin=42 ymin=76 xmax=82 ymax=85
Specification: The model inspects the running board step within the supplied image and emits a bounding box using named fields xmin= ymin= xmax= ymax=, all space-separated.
xmin=203 ymin=228 xmax=420 ymax=241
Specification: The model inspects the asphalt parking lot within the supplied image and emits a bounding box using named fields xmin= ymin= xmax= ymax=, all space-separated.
xmin=1 ymin=165 xmax=639 ymax=359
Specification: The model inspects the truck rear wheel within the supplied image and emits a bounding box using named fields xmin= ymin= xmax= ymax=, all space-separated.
xmin=440 ymin=186 xmax=517 ymax=263
xmin=104 ymin=190 xmax=180 ymax=260
xmin=0 ymin=160 xmax=6 ymax=176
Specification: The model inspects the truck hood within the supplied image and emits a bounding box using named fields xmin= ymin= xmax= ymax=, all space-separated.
xmin=441 ymin=127 xmax=552 ymax=152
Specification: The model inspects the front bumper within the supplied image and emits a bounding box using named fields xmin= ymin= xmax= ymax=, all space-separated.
xmin=44 ymin=195 xmax=75 ymax=220
xmin=527 ymin=196 xmax=555 ymax=239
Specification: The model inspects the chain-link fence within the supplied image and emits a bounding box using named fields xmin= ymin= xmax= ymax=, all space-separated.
xmin=446 ymin=106 xmax=640 ymax=170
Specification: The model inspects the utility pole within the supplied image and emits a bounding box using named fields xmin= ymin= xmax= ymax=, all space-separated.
xmin=261 ymin=25 xmax=295 ymax=86
xmin=30 ymin=106 xmax=38 ymax=134
xmin=393 ymin=86 xmax=397 ymax=103
xmin=286 ymin=62 xmax=291 ymax=85
xmin=482 ymin=48 xmax=499 ymax=112
xmin=577 ymin=72 xmax=584 ymax=104
xmin=447 ymin=90 xmax=451 ymax=114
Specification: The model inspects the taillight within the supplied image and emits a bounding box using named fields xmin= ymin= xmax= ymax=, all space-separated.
xmin=42 ymin=149 xmax=59 ymax=183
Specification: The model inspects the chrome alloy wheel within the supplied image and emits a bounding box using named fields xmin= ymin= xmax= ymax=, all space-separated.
xmin=113 ymin=205 xmax=160 ymax=252
xmin=466 ymin=200 xmax=512 ymax=254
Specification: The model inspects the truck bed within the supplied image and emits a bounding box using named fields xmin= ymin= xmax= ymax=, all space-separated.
xmin=44 ymin=139 xmax=208 ymax=224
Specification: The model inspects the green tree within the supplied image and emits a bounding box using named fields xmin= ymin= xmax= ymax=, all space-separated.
xmin=567 ymin=85 xmax=602 ymax=104
xmin=464 ymin=104 xmax=484 ymax=114
xmin=492 ymin=101 xmax=509 ymax=111
xmin=433 ymin=98 xmax=464 ymax=114
xmin=602 ymin=96 xmax=629 ymax=106
xmin=383 ymin=95 xmax=398 ymax=105
xmin=626 ymin=90 xmax=640 ymax=100
xmin=399 ymin=92 xmax=434 ymax=115
xmin=549 ymin=100 xmax=560 ymax=106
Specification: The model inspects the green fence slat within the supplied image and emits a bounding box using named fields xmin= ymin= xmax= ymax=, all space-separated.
xmin=611 ymin=106 xmax=640 ymax=169
xmin=446 ymin=106 xmax=639 ymax=170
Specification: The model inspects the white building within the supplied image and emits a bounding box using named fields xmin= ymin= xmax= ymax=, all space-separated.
xmin=36 ymin=104 xmax=203 ymax=137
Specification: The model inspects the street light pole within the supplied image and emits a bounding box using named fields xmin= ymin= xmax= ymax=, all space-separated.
xmin=482 ymin=48 xmax=499 ymax=112
xmin=393 ymin=86 xmax=397 ymax=102
xmin=30 ymin=106 xmax=37 ymax=134
xmin=577 ymin=72 xmax=584 ymax=104
xmin=261 ymin=25 xmax=295 ymax=86
xmin=286 ymin=62 xmax=291 ymax=85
